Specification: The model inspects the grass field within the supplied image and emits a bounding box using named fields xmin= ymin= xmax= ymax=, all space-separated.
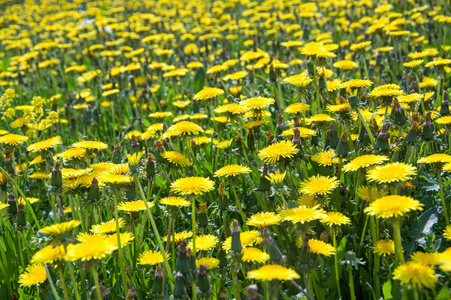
xmin=1 ymin=0 xmax=451 ymax=299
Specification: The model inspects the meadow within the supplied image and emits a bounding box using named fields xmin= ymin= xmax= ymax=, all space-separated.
xmin=1 ymin=0 xmax=451 ymax=299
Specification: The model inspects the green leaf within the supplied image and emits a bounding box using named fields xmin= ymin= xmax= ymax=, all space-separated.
xmin=406 ymin=206 xmax=438 ymax=256
xmin=436 ymin=286 xmax=451 ymax=300
xmin=382 ymin=280 xmax=392 ymax=300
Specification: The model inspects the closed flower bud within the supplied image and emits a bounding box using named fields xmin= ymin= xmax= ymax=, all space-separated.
xmin=130 ymin=135 xmax=140 ymax=155
xmin=269 ymin=63 xmax=276 ymax=82
xmin=51 ymin=161 xmax=63 ymax=188
xmin=246 ymin=285 xmax=265 ymax=300
xmin=5 ymin=152 xmax=14 ymax=174
xmin=276 ymin=114 xmax=284 ymax=136
xmin=218 ymin=183 xmax=228 ymax=210
xmin=175 ymin=241 xmax=191 ymax=276
xmin=265 ymin=131 xmax=275 ymax=145
xmin=310 ymin=124 xmax=319 ymax=147
xmin=440 ymin=91 xmax=449 ymax=116
xmin=230 ymin=220 xmax=243 ymax=260
xmin=235 ymin=135 xmax=244 ymax=156
xmin=405 ymin=121 xmax=421 ymax=145
xmin=375 ymin=123 xmax=390 ymax=151
xmin=348 ymin=95 xmax=359 ymax=109
xmin=173 ymin=272 xmax=186 ymax=299
xmin=17 ymin=203 xmax=26 ymax=228
xmin=111 ymin=144 xmax=122 ymax=164
xmin=389 ymin=98 xmax=406 ymax=125
xmin=87 ymin=177 xmax=100 ymax=204
xmin=303 ymin=24 xmax=310 ymax=40
xmin=422 ymin=112 xmax=435 ymax=141
xmin=335 ymin=131 xmax=349 ymax=158
xmin=197 ymin=265 xmax=212 ymax=297
xmin=151 ymin=266 xmax=164 ymax=298
xmin=292 ymin=128 xmax=304 ymax=159
xmin=297 ymin=236 xmax=311 ymax=270
xmin=218 ymin=245 xmax=228 ymax=268
xmin=145 ymin=153 xmax=156 ymax=179
xmin=263 ymin=228 xmax=283 ymax=263
xmin=198 ymin=203 xmax=208 ymax=228
xmin=153 ymin=140 xmax=165 ymax=163
xmin=328 ymin=123 xmax=339 ymax=149
xmin=257 ymin=163 xmax=271 ymax=192
xmin=8 ymin=194 xmax=17 ymax=215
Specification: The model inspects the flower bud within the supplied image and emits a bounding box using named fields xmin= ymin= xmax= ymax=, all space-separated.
xmin=130 ymin=135 xmax=140 ymax=155
xmin=197 ymin=264 xmax=212 ymax=297
xmin=246 ymin=285 xmax=265 ymax=300
xmin=335 ymin=131 xmax=349 ymax=158
xmin=17 ymin=203 xmax=26 ymax=228
xmin=218 ymin=183 xmax=228 ymax=210
xmin=173 ymin=272 xmax=186 ymax=299
xmin=175 ymin=241 xmax=191 ymax=276
xmin=302 ymin=24 xmax=310 ymax=40
xmin=151 ymin=266 xmax=164 ymax=298
xmin=230 ymin=220 xmax=243 ymax=260
xmin=297 ymin=236 xmax=311 ymax=271
xmin=405 ymin=121 xmax=421 ymax=145
xmin=5 ymin=152 xmax=14 ymax=174
xmin=310 ymin=124 xmax=318 ymax=147
xmin=422 ymin=112 xmax=435 ymax=141
xmin=198 ymin=203 xmax=208 ymax=228
xmin=8 ymin=193 xmax=17 ymax=215
xmin=265 ymin=131 xmax=275 ymax=145
xmin=111 ymin=144 xmax=122 ymax=164
xmin=348 ymin=95 xmax=359 ymax=109
xmin=145 ymin=153 xmax=156 ymax=179
xmin=375 ymin=123 xmax=390 ymax=151
xmin=87 ymin=178 xmax=100 ymax=204
xmin=440 ymin=91 xmax=449 ymax=116
xmin=276 ymin=114 xmax=284 ymax=136
xmin=269 ymin=63 xmax=276 ymax=82
xmin=257 ymin=163 xmax=271 ymax=192
xmin=153 ymin=140 xmax=165 ymax=163
xmin=51 ymin=161 xmax=63 ymax=188
xmin=263 ymin=228 xmax=283 ymax=263
xmin=389 ymin=98 xmax=406 ymax=126
xmin=235 ymin=135 xmax=243 ymax=156
xmin=328 ymin=123 xmax=339 ymax=149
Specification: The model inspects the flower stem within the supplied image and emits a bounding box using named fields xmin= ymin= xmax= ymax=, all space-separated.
xmin=332 ymin=233 xmax=342 ymax=299
xmin=438 ymin=171 xmax=450 ymax=225
xmin=393 ymin=219 xmax=404 ymax=266
xmin=58 ymin=263 xmax=70 ymax=300
xmin=348 ymin=266 xmax=356 ymax=300
xmin=91 ymin=267 xmax=103 ymax=300
xmin=230 ymin=182 xmax=248 ymax=230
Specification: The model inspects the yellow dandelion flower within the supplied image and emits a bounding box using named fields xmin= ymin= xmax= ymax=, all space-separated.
xmin=435 ymin=116 xmax=451 ymax=125
xmin=266 ymin=170 xmax=286 ymax=185
xmin=223 ymin=70 xmax=248 ymax=81
xmin=29 ymin=172 xmax=48 ymax=180
xmin=57 ymin=148 xmax=86 ymax=160
xmin=342 ymin=155 xmax=389 ymax=172
xmin=247 ymin=264 xmax=300 ymax=281
xmin=281 ymin=205 xmax=327 ymax=224
xmin=40 ymin=220 xmax=81 ymax=236
xmin=161 ymin=151 xmax=191 ymax=167
xmin=160 ymin=197 xmax=190 ymax=207
xmin=242 ymin=247 xmax=270 ymax=263
xmin=283 ymin=73 xmax=313 ymax=88
xmin=242 ymin=120 xmax=269 ymax=129
xmin=71 ymin=140 xmax=108 ymax=150
xmin=340 ymin=79 xmax=373 ymax=89
xmin=311 ymin=150 xmax=340 ymax=166
xmin=350 ymin=41 xmax=371 ymax=51
xmin=321 ymin=212 xmax=351 ymax=226
xmin=364 ymin=195 xmax=423 ymax=219
xmin=411 ymin=252 xmax=440 ymax=266
xmin=65 ymin=239 xmax=116 ymax=261
xmin=214 ymin=138 xmax=234 ymax=149
xmin=280 ymin=127 xmax=317 ymax=138
xmin=393 ymin=261 xmax=437 ymax=289
xmin=240 ymin=97 xmax=275 ymax=111
xmin=425 ymin=58 xmax=451 ymax=68
xmin=105 ymin=232 xmax=135 ymax=249
xmin=214 ymin=164 xmax=251 ymax=177
xmin=247 ymin=212 xmax=282 ymax=228
xmin=403 ymin=60 xmax=424 ymax=68
xmin=196 ymin=257 xmax=220 ymax=269
xmin=163 ymin=121 xmax=204 ymax=138
xmin=170 ymin=177 xmax=215 ymax=196
xmin=417 ymin=154 xmax=451 ymax=164
xmin=296 ymin=238 xmax=336 ymax=256
xmin=333 ymin=60 xmax=358 ymax=70
xmin=172 ymin=231 xmax=193 ymax=243
xmin=18 ymin=264 xmax=47 ymax=287
xmin=193 ymin=87 xmax=224 ymax=101
xmin=27 ymin=136 xmax=62 ymax=152
xmin=356 ymin=185 xmax=386 ymax=201
xmin=0 ymin=133 xmax=28 ymax=145
xmin=443 ymin=225 xmax=451 ymax=240
xmin=188 ymin=234 xmax=219 ymax=252
xmin=366 ymin=163 xmax=417 ymax=184
xmin=100 ymin=174 xmax=134 ymax=185
xmin=372 ymin=240 xmax=395 ymax=256
xmin=284 ymin=102 xmax=310 ymax=114
xmin=258 ymin=140 xmax=299 ymax=163
xmin=31 ymin=244 xmax=66 ymax=264
xmin=118 ymin=200 xmax=150 ymax=213
xmin=214 ymin=103 xmax=248 ymax=115
xmin=306 ymin=114 xmax=336 ymax=124
xmin=299 ymin=175 xmax=340 ymax=196
xmin=91 ymin=218 xmax=126 ymax=235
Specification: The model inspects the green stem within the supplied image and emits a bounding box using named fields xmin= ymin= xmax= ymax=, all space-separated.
xmin=113 ymin=194 xmax=129 ymax=294
xmin=91 ymin=267 xmax=103 ymax=300
xmin=348 ymin=267 xmax=356 ymax=300
xmin=230 ymin=182 xmax=248 ymax=230
xmin=332 ymin=234 xmax=342 ymax=299
xmin=438 ymin=171 xmax=450 ymax=225
xmin=58 ymin=264 xmax=70 ymax=300
xmin=393 ymin=219 xmax=404 ymax=266
xmin=136 ymin=179 xmax=174 ymax=286
xmin=355 ymin=108 xmax=375 ymax=147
